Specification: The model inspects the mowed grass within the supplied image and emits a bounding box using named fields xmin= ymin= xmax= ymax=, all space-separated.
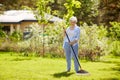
xmin=0 ymin=52 xmax=120 ymax=80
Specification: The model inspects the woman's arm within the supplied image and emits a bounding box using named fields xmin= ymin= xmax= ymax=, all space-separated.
xmin=69 ymin=40 xmax=78 ymax=45
xmin=69 ymin=27 xmax=80 ymax=45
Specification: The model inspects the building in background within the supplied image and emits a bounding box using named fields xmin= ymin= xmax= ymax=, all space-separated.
xmin=0 ymin=10 xmax=63 ymax=34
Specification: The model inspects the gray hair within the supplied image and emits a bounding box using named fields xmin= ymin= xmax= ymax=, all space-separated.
xmin=69 ymin=16 xmax=77 ymax=22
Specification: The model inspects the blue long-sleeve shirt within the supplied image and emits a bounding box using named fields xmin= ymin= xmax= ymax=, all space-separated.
xmin=63 ymin=25 xmax=80 ymax=47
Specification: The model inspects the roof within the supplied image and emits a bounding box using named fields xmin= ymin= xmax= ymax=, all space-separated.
xmin=0 ymin=10 xmax=63 ymax=24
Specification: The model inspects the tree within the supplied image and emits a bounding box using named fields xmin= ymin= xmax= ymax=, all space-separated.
xmin=48 ymin=0 xmax=66 ymax=17
xmin=98 ymin=0 xmax=120 ymax=26
xmin=0 ymin=0 xmax=100 ymax=25
xmin=75 ymin=0 xmax=99 ymax=25
xmin=49 ymin=0 xmax=99 ymax=25
xmin=64 ymin=0 xmax=81 ymax=25
xmin=0 ymin=0 xmax=36 ymax=10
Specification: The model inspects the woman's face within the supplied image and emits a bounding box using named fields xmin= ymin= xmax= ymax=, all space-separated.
xmin=70 ymin=21 xmax=76 ymax=26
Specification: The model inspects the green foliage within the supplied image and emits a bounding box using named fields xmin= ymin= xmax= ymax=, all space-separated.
xmin=79 ymin=23 xmax=108 ymax=61
xmin=0 ymin=0 xmax=36 ymax=10
xmin=9 ymin=31 xmax=22 ymax=42
xmin=0 ymin=25 xmax=6 ymax=38
xmin=64 ymin=0 xmax=81 ymax=25
xmin=44 ymin=23 xmax=64 ymax=56
xmin=1 ymin=0 xmax=120 ymax=59
xmin=109 ymin=22 xmax=120 ymax=40
xmin=17 ymin=23 xmax=43 ymax=54
xmin=25 ymin=23 xmax=108 ymax=60
xmin=12 ymin=23 xmax=64 ymax=57
xmin=110 ymin=41 xmax=120 ymax=56
xmin=48 ymin=0 xmax=99 ymax=25
xmin=99 ymin=0 xmax=120 ymax=26
xmin=76 ymin=0 xmax=99 ymax=25
xmin=80 ymin=23 xmax=107 ymax=50
xmin=0 ymin=22 xmax=109 ymax=60
xmin=0 ymin=29 xmax=6 ymax=38
xmin=36 ymin=0 xmax=54 ymax=23
xmin=2 ymin=0 xmax=120 ymax=26
xmin=107 ymin=22 xmax=120 ymax=56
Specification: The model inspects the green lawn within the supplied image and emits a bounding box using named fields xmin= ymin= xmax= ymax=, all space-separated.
xmin=0 ymin=52 xmax=120 ymax=80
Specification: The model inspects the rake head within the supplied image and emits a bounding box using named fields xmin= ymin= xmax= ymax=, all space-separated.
xmin=76 ymin=69 xmax=90 ymax=75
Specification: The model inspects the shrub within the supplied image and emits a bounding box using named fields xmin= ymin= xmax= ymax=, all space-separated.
xmin=17 ymin=23 xmax=64 ymax=57
xmin=9 ymin=31 xmax=23 ymax=42
xmin=107 ymin=22 xmax=120 ymax=56
xmin=0 ymin=25 xmax=6 ymax=38
xmin=79 ymin=23 xmax=108 ymax=61
xmin=0 ymin=22 xmax=112 ymax=60
xmin=0 ymin=25 xmax=22 ymax=52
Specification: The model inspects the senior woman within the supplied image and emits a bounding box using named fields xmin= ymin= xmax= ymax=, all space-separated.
xmin=63 ymin=16 xmax=81 ymax=74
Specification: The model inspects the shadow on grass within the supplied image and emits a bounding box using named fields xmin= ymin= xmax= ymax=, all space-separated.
xmin=100 ymin=77 xmax=119 ymax=80
xmin=112 ymin=63 xmax=120 ymax=74
xmin=101 ymin=60 xmax=120 ymax=64
xmin=0 ymin=51 xmax=14 ymax=54
xmin=100 ymin=63 xmax=120 ymax=73
xmin=112 ymin=67 xmax=120 ymax=72
xmin=100 ymin=61 xmax=120 ymax=80
xmin=11 ymin=57 xmax=32 ymax=61
xmin=100 ymin=61 xmax=120 ymax=73
xmin=53 ymin=71 xmax=74 ymax=78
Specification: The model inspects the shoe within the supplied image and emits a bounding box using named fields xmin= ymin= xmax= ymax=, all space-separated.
xmin=66 ymin=69 xmax=70 ymax=72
